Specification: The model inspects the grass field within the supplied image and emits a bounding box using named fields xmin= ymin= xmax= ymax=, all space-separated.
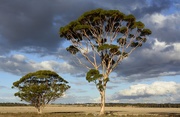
xmin=0 ymin=105 xmax=180 ymax=117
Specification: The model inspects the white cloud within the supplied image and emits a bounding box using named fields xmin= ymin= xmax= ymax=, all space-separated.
xmin=146 ymin=39 xmax=180 ymax=62
xmin=32 ymin=60 xmax=75 ymax=74
xmin=147 ymin=40 xmax=180 ymax=61
xmin=12 ymin=54 xmax=26 ymax=62
xmin=120 ymin=84 xmax=149 ymax=96
xmin=159 ymin=72 xmax=177 ymax=76
xmin=0 ymin=54 xmax=76 ymax=76
xmin=173 ymin=43 xmax=180 ymax=51
xmin=111 ymin=81 xmax=180 ymax=103
xmin=149 ymin=13 xmax=166 ymax=28
xmin=0 ymin=56 xmax=5 ymax=58
xmin=143 ymin=13 xmax=180 ymax=29
xmin=152 ymin=39 xmax=170 ymax=51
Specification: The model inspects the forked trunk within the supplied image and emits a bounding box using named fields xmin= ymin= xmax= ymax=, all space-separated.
xmin=99 ymin=89 xmax=105 ymax=115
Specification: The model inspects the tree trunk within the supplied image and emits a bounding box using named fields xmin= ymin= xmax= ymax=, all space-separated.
xmin=99 ymin=89 xmax=105 ymax=115
xmin=37 ymin=106 xmax=42 ymax=114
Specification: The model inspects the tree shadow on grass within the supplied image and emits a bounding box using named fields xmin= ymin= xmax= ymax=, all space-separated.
xmin=105 ymin=111 xmax=126 ymax=113
xmin=104 ymin=111 xmax=128 ymax=116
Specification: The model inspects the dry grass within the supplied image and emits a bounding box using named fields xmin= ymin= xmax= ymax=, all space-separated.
xmin=0 ymin=105 xmax=180 ymax=116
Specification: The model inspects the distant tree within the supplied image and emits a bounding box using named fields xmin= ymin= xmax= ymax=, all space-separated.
xmin=12 ymin=70 xmax=70 ymax=114
xmin=59 ymin=8 xmax=151 ymax=115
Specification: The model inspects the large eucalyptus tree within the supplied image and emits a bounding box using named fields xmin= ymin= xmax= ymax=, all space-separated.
xmin=60 ymin=8 xmax=151 ymax=115
xmin=12 ymin=70 xmax=70 ymax=114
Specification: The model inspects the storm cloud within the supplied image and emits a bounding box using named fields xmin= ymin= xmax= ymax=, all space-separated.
xmin=0 ymin=0 xmax=179 ymax=82
xmin=0 ymin=0 xmax=177 ymax=54
xmin=0 ymin=0 xmax=95 ymax=55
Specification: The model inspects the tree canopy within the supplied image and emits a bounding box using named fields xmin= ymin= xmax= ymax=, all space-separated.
xmin=60 ymin=8 xmax=151 ymax=72
xmin=12 ymin=70 xmax=70 ymax=114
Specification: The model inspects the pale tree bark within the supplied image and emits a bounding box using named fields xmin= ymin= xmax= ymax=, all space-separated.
xmin=99 ymin=89 xmax=106 ymax=115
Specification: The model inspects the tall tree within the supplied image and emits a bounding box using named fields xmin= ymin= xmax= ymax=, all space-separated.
xmin=12 ymin=70 xmax=70 ymax=114
xmin=59 ymin=8 xmax=151 ymax=115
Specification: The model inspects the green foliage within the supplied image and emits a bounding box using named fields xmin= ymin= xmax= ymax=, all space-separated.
xmin=110 ymin=48 xmax=121 ymax=55
xmin=119 ymin=27 xmax=127 ymax=34
xmin=66 ymin=45 xmax=79 ymax=54
xmin=86 ymin=69 xmax=103 ymax=83
xmin=73 ymin=25 xmax=90 ymax=32
xmin=132 ymin=21 xmax=145 ymax=29
xmin=124 ymin=14 xmax=136 ymax=22
xmin=140 ymin=29 xmax=152 ymax=36
xmin=117 ymin=38 xmax=126 ymax=46
xmin=86 ymin=69 xmax=109 ymax=91
xmin=12 ymin=70 xmax=70 ymax=110
xmin=136 ymin=36 xmax=147 ymax=43
xmin=98 ymin=44 xmax=119 ymax=52
xmin=130 ymin=42 xmax=141 ymax=47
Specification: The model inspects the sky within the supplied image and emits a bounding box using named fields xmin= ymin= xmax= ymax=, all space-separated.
xmin=0 ymin=0 xmax=180 ymax=104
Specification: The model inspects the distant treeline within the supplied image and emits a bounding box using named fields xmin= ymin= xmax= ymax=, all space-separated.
xmin=1 ymin=103 xmax=180 ymax=108
xmin=0 ymin=103 xmax=29 ymax=106
xmin=105 ymin=103 xmax=180 ymax=108
xmin=54 ymin=103 xmax=180 ymax=108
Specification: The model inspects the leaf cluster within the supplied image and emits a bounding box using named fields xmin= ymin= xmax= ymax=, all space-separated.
xmin=86 ymin=69 xmax=109 ymax=91
xmin=86 ymin=69 xmax=103 ymax=83
xmin=66 ymin=45 xmax=79 ymax=54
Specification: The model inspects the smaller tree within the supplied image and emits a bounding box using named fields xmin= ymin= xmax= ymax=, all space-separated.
xmin=12 ymin=70 xmax=70 ymax=114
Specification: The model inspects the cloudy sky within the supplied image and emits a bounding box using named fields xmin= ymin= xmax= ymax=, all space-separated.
xmin=0 ymin=0 xmax=180 ymax=104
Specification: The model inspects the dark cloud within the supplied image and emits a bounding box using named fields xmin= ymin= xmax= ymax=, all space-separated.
xmin=0 ymin=0 xmax=57 ymax=53
xmin=153 ymin=23 xmax=180 ymax=43
xmin=0 ymin=0 xmax=176 ymax=55
xmin=0 ymin=0 xmax=95 ymax=55
xmin=131 ymin=0 xmax=173 ymax=18
xmin=0 ymin=55 xmax=34 ymax=75
xmin=107 ymin=85 xmax=119 ymax=90
xmin=0 ymin=0 xmax=179 ymax=83
xmin=95 ymin=0 xmax=147 ymax=14
xmin=142 ymin=13 xmax=180 ymax=44
xmin=113 ymin=94 xmax=152 ymax=100
xmin=95 ymin=0 xmax=175 ymax=19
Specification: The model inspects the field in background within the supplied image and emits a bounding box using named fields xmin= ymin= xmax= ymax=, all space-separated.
xmin=0 ymin=105 xmax=180 ymax=117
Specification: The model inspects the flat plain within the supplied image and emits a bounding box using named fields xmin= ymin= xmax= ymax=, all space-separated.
xmin=0 ymin=105 xmax=180 ymax=117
